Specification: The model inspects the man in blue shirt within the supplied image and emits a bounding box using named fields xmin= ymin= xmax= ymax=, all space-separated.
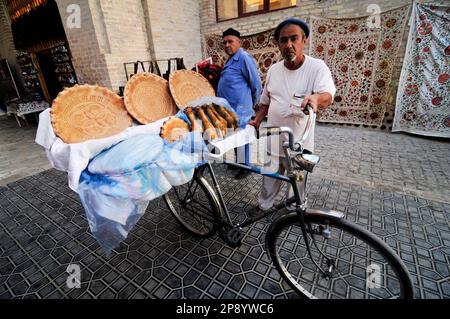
xmin=217 ymin=28 xmax=262 ymax=179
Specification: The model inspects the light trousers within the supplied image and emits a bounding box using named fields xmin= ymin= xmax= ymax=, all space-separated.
xmin=258 ymin=154 xmax=305 ymax=211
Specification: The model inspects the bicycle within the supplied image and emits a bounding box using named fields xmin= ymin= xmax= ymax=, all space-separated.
xmin=163 ymin=106 xmax=414 ymax=299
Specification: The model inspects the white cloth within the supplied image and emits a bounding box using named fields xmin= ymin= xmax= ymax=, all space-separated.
xmin=35 ymin=109 xmax=257 ymax=191
xmin=207 ymin=125 xmax=257 ymax=159
xmin=35 ymin=109 xmax=167 ymax=191
xmin=260 ymin=55 xmax=336 ymax=156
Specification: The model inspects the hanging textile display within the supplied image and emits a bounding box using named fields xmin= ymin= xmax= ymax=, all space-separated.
xmin=203 ymin=28 xmax=281 ymax=87
xmin=310 ymin=6 xmax=410 ymax=126
xmin=392 ymin=3 xmax=450 ymax=137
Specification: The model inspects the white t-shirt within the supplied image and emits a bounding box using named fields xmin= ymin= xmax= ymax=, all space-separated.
xmin=260 ymin=55 xmax=336 ymax=156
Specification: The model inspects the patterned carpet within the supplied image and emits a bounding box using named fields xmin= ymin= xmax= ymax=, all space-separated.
xmin=204 ymin=28 xmax=280 ymax=88
xmin=310 ymin=5 xmax=410 ymax=126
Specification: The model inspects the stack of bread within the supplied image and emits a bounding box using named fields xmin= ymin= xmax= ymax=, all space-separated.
xmin=159 ymin=103 xmax=240 ymax=143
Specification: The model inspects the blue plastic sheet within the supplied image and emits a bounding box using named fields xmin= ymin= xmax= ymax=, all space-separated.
xmin=77 ymin=96 xmax=246 ymax=254
xmin=77 ymin=132 xmax=207 ymax=254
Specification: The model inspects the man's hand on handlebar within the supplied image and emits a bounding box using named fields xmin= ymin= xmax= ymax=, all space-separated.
xmin=248 ymin=119 xmax=262 ymax=130
xmin=301 ymin=95 xmax=319 ymax=115
xmin=249 ymin=104 xmax=269 ymax=130
xmin=301 ymin=92 xmax=334 ymax=115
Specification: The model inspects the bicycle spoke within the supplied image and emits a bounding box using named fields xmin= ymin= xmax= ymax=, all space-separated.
xmin=184 ymin=203 xmax=216 ymax=223
xmin=270 ymin=217 xmax=409 ymax=299
xmin=164 ymin=171 xmax=219 ymax=237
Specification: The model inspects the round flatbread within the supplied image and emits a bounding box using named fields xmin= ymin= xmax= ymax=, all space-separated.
xmin=124 ymin=72 xmax=177 ymax=124
xmin=159 ymin=117 xmax=190 ymax=142
xmin=169 ymin=70 xmax=215 ymax=109
xmin=51 ymin=85 xmax=132 ymax=144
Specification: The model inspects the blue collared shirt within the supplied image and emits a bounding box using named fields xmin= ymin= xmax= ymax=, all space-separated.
xmin=217 ymin=48 xmax=262 ymax=113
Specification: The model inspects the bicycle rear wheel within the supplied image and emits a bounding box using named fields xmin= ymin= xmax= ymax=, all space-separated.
xmin=164 ymin=170 xmax=221 ymax=237
xmin=267 ymin=211 xmax=414 ymax=299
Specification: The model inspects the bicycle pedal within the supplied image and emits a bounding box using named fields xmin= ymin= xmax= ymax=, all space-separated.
xmin=221 ymin=227 xmax=243 ymax=248
xmin=321 ymin=272 xmax=332 ymax=280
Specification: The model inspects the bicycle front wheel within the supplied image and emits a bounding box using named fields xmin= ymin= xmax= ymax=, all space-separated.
xmin=164 ymin=172 xmax=221 ymax=237
xmin=267 ymin=211 xmax=414 ymax=299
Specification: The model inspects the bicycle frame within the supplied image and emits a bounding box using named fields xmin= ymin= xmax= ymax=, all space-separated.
xmin=196 ymin=106 xmax=345 ymax=278
xmin=166 ymin=107 xmax=414 ymax=298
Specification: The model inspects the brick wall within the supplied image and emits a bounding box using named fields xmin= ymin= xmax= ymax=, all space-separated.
xmin=3 ymin=0 xmax=445 ymax=107
xmin=143 ymin=0 xmax=203 ymax=70
xmin=0 ymin=0 xmax=23 ymax=92
xmin=56 ymin=0 xmax=112 ymax=89
xmin=3 ymin=0 xmax=204 ymax=94
xmin=97 ymin=0 xmax=151 ymax=90
xmin=200 ymin=0 xmax=429 ymax=34
xmin=0 ymin=0 xmax=14 ymax=60
xmin=57 ymin=0 xmax=203 ymax=92
xmin=56 ymin=0 xmax=151 ymax=92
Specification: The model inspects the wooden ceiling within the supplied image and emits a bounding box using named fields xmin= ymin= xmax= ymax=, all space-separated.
xmin=6 ymin=0 xmax=47 ymax=21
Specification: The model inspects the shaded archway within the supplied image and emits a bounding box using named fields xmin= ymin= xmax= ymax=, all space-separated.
xmin=7 ymin=0 xmax=77 ymax=101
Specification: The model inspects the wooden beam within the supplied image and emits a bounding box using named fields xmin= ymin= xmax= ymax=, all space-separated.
xmin=6 ymin=0 xmax=47 ymax=22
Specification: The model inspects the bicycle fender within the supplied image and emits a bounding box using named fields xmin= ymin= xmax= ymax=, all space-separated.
xmin=305 ymin=208 xmax=345 ymax=219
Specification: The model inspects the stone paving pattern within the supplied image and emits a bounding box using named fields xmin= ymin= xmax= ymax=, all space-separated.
xmin=0 ymin=115 xmax=449 ymax=299
xmin=314 ymin=125 xmax=450 ymax=204
xmin=0 ymin=116 xmax=52 ymax=186
xmin=0 ymin=166 xmax=449 ymax=299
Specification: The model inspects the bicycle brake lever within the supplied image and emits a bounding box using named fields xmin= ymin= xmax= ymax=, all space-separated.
xmin=294 ymin=142 xmax=302 ymax=152
xmin=303 ymin=103 xmax=313 ymax=115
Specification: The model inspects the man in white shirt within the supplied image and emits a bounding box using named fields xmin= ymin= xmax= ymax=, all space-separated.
xmin=249 ymin=18 xmax=336 ymax=211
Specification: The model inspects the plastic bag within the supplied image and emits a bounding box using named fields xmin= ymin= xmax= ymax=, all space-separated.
xmin=88 ymin=134 xmax=164 ymax=175
xmin=77 ymin=133 xmax=205 ymax=254
xmin=157 ymin=136 xmax=205 ymax=186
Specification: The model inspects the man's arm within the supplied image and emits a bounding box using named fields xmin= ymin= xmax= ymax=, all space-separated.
xmin=249 ymin=104 xmax=268 ymax=129
xmin=242 ymin=55 xmax=262 ymax=107
xmin=302 ymin=61 xmax=336 ymax=114
xmin=301 ymin=92 xmax=333 ymax=114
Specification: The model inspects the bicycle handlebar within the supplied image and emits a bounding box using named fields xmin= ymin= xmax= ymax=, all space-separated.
xmin=298 ymin=105 xmax=316 ymax=148
xmin=258 ymin=105 xmax=315 ymax=152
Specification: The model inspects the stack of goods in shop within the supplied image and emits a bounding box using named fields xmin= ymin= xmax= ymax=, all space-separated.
xmin=16 ymin=51 xmax=44 ymax=101
xmin=51 ymin=44 xmax=77 ymax=88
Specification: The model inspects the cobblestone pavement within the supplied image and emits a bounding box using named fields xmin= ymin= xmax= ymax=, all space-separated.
xmin=314 ymin=125 xmax=450 ymax=204
xmin=0 ymin=116 xmax=449 ymax=299
xmin=0 ymin=116 xmax=51 ymax=186
xmin=0 ymin=167 xmax=449 ymax=299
